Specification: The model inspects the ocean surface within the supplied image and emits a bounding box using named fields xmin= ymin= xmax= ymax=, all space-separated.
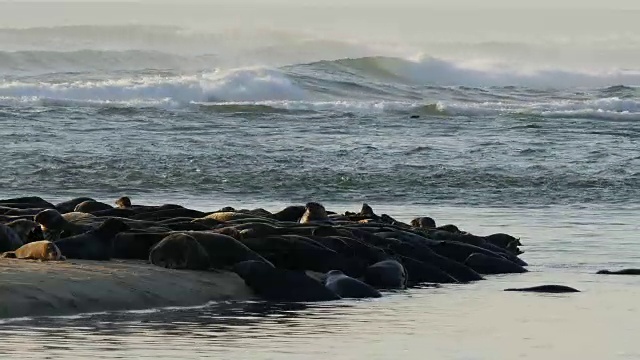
xmin=0 ymin=6 xmax=639 ymax=359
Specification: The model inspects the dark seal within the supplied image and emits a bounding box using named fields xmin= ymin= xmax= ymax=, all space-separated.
xmin=233 ymin=260 xmax=341 ymax=302
xmin=504 ymin=285 xmax=580 ymax=293
xmin=596 ymin=269 xmax=640 ymax=275
xmin=149 ymin=233 xmax=210 ymax=270
xmin=324 ymin=270 xmax=382 ymax=299
xmin=364 ymin=259 xmax=408 ymax=289
xmin=54 ymin=218 xmax=130 ymax=260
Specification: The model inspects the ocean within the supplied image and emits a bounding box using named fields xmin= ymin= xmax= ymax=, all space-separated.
xmin=0 ymin=3 xmax=638 ymax=359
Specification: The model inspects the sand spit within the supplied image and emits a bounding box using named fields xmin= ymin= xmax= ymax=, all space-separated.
xmin=0 ymin=259 xmax=253 ymax=319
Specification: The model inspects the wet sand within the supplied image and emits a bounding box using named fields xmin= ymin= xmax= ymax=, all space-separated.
xmin=0 ymin=259 xmax=254 ymax=319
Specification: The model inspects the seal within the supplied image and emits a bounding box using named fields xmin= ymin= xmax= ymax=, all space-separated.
xmin=132 ymin=208 xmax=208 ymax=221
xmin=74 ymin=200 xmax=113 ymax=213
xmin=465 ymin=253 xmax=528 ymax=275
xmin=234 ymin=222 xmax=282 ymax=238
xmin=55 ymin=197 xmax=95 ymax=214
xmin=324 ymin=270 xmax=382 ymax=299
xmin=240 ymin=234 xmax=363 ymax=276
xmin=272 ymin=205 xmax=306 ymax=222
xmin=202 ymin=212 xmax=257 ymax=223
xmin=112 ymin=232 xmax=171 ymax=260
xmin=0 ymin=196 xmax=54 ymax=209
xmin=62 ymin=211 xmax=97 ymax=223
xmin=186 ymin=231 xmax=273 ymax=269
xmin=34 ymin=209 xmax=93 ymax=241
xmin=504 ymin=285 xmax=580 ymax=293
xmin=410 ymin=217 xmax=436 ymax=229
xmin=396 ymin=255 xmax=459 ymax=284
xmin=484 ymin=233 xmax=521 ymax=249
xmin=364 ymin=259 xmax=408 ymax=289
xmin=299 ymin=202 xmax=331 ymax=224
xmin=149 ymin=233 xmax=210 ymax=270
xmin=4 ymin=219 xmax=40 ymax=244
xmin=429 ymin=240 xmax=527 ymax=267
xmin=54 ymin=218 xmax=130 ymax=260
xmin=0 ymin=223 xmax=23 ymax=252
xmin=1 ymin=240 xmax=65 ymax=261
xmin=233 ymin=260 xmax=341 ymax=302
xmin=596 ymin=269 xmax=640 ymax=275
xmin=437 ymin=224 xmax=462 ymax=233
xmin=115 ymin=196 xmax=132 ymax=208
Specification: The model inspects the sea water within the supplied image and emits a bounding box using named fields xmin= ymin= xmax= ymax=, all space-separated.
xmin=0 ymin=3 xmax=638 ymax=359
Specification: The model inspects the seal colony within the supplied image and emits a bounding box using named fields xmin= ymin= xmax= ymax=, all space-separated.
xmin=3 ymin=195 xmax=624 ymax=312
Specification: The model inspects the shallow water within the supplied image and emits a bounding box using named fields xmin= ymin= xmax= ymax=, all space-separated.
xmin=1 ymin=206 xmax=638 ymax=360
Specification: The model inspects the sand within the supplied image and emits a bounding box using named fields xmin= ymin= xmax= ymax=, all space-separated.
xmin=0 ymin=258 xmax=255 ymax=319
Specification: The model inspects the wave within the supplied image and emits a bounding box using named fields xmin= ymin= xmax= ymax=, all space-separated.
xmin=431 ymin=97 xmax=640 ymax=121
xmin=0 ymin=55 xmax=638 ymax=122
xmin=0 ymin=68 xmax=310 ymax=107
xmin=304 ymin=56 xmax=640 ymax=88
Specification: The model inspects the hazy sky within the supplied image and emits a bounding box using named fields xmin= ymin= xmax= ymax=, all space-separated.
xmin=1 ymin=0 xmax=640 ymax=8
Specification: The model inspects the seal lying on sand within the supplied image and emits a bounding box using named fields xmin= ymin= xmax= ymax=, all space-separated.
xmin=149 ymin=233 xmax=210 ymax=270
xmin=324 ymin=270 xmax=382 ymax=298
xmin=504 ymin=285 xmax=580 ymax=293
xmin=1 ymin=240 xmax=65 ymax=261
xmin=54 ymin=218 xmax=130 ymax=260
xmin=233 ymin=260 xmax=341 ymax=302
xmin=596 ymin=269 xmax=640 ymax=275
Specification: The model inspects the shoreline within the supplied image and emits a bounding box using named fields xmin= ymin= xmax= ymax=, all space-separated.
xmin=0 ymin=259 xmax=254 ymax=319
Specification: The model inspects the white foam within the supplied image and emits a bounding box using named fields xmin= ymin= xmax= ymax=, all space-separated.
xmin=436 ymin=97 xmax=640 ymax=121
xmin=0 ymin=67 xmax=308 ymax=107
xmin=378 ymin=55 xmax=640 ymax=88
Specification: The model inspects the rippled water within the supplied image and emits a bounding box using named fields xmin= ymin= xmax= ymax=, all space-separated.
xmin=1 ymin=5 xmax=640 ymax=359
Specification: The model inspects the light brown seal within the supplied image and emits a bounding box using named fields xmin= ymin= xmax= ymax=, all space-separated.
xmin=1 ymin=240 xmax=65 ymax=261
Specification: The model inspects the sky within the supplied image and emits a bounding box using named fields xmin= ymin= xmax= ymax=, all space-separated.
xmin=1 ymin=0 xmax=640 ymax=8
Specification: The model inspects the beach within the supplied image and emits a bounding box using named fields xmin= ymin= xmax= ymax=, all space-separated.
xmin=0 ymin=258 xmax=253 ymax=319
